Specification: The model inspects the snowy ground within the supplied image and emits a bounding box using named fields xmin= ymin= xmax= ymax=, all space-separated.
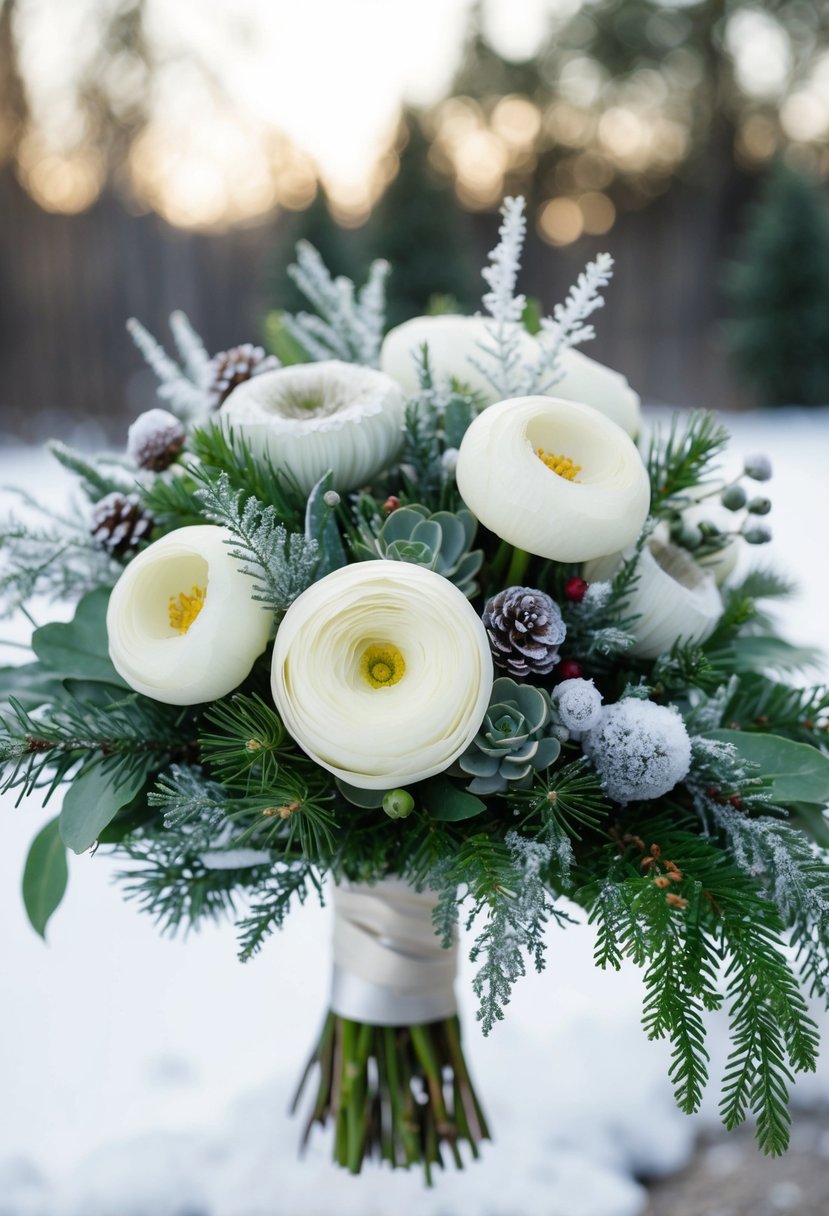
xmin=1 ymin=410 xmax=828 ymax=1216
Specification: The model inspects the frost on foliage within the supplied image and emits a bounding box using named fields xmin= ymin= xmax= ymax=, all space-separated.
xmin=470 ymin=832 xmax=561 ymax=1035
xmin=472 ymin=195 xmax=614 ymax=399
xmin=127 ymin=313 xmax=213 ymax=424
xmin=194 ymin=472 xmax=319 ymax=615
xmin=281 ymin=241 xmax=389 ymax=367
xmin=583 ymin=699 xmax=692 ymax=803
xmin=553 ymin=678 xmax=603 ymax=734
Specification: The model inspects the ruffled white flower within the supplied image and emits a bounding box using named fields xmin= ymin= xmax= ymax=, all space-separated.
xmin=585 ymin=536 xmax=723 ymax=659
xmin=455 ymin=396 xmax=650 ymax=563
xmin=380 ymin=315 xmax=538 ymax=405
xmin=107 ymin=525 xmax=271 ymax=706
xmin=220 ymin=360 xmax=405 ymax=493
xmin=380 ymin=315 xmax=641 ymax=435
xmin=553 ymin=678 xmax=603 ymax=733
xmin=582 ymin=698 xmax=692 ymax=804
xmin=552 ymin=347 xmax=640 ymax=437
xmin=270 ymin=561 xmax=493 ymax=790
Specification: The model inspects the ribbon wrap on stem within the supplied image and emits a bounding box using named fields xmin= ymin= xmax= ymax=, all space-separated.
xmin=330 ymin=878 xmax=458 ymax=1026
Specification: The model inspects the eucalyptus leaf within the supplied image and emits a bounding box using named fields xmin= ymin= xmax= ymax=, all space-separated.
xmin=22 ymin=817 xmax=68 ymax=939
xmin=59 ymin=760 xmax=151 ymax=854
xmin=704 ymin=729 xmax=829 ymax=806
xmin=32 ymin=587 xmax=126 ymax=685
xmin=0 ymin=663 xmax=66 ymax=710
xmin=305 ymin=471 xmax=346 ymax=580
xmin=335 ymin=778 xmax=388 ymax=809
xmin=421 ymin=775 xmax=486 ymax=822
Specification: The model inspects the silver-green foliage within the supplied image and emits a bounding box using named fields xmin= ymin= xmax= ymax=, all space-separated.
xmin=457 ymin=677 xmax=561 ymax=794
xmin=353 ymin=501 xmax=483 ymax=597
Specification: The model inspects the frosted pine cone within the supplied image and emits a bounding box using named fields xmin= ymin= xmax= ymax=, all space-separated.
xmin=482 ymin=586 xmax=566 ymax=678
xmin=207 ymin=343 xmax=279 ymax=409
xmin=127 ymin=408 xmax=185 ymax=471
xmin=90 ymin=492 xmax=153 ymax=556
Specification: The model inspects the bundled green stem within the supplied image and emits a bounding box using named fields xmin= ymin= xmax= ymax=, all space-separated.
xmin=293 ymin=1013 xmax=489 ymax=1182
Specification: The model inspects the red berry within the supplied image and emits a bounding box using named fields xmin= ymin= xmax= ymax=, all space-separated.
xmin=558 ymin=658 xmax=583 ymax=681
xmin=564 ymin=576 xmax=589 ymax=603
xmin=728 ymin=794 xmax=743 ymax=810
xmin=383 ymin=495 xmax=400 ymax=513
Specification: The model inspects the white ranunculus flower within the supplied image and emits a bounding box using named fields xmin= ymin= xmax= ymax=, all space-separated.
xmin=270 ymin=561 xmax=493 ymax=790
xmin=552 ymin=347 xmax=640 ymax=437
xmin=380 ymin=315 xmax=640 ymax=435
xmin=107 ymin=525 xmax=271 ymax=706
xmin=584 ymin=536 xmax=723 ymax=659
xmin=455 ymin=396 xmax=650 ymax=563
xmin=219 ymin=361 xmax=405 ymax=493
xmin=380 ymin=314 xmax=538 ymax=406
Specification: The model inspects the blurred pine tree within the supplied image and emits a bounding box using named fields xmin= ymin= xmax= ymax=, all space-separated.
xmin=723 ymin=165 xmax=829 ymax=406
xmin=368 ymin=115 xmax=478 ymax=326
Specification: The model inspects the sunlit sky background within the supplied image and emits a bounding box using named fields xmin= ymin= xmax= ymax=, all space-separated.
xmin=10 ymin=0 xmax=829 ymax=231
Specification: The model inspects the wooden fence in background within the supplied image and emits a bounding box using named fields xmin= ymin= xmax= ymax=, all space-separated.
xmin=0 ymin=166 xmax=753 ymax=446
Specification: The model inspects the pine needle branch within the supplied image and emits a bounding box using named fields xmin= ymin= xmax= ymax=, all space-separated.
xmin=193 ymin=471 xmax=318 ymax=615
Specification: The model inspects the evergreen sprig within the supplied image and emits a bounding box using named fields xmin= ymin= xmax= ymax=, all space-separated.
xmin=282 ymin=241 xmax=389 ymax=366
xmin=194 ymin=471 xmax=318 ymax=615
xmin=647 ymin=410 xmax=730 ymax=509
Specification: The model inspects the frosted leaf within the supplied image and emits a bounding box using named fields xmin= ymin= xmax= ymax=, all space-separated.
xmin=582 ymin=698 xmax=692 ymax=804
xmin=553 ymin=677 xmax=603 ymax=733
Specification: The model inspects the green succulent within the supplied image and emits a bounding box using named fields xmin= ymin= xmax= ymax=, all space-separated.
xmin=354 ymin=502 xmax=483 ymax=597
xmin=457 ymin=677 xmax=561 ymax=795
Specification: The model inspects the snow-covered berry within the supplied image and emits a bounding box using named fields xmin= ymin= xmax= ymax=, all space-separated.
xmin=582 ymin=698 xmax=692 ymax=804
xmin=720 ymin=484 xmax=747 ymax=511
xmin=744 ymin=453 xmax=772 ymax=481
xmin=553 ymin=678 xmax=603 ymax=733
xmin=742 ymin=522 xmax=772 ymax=544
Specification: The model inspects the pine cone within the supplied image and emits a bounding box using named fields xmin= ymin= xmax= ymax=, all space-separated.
xmin=127 ymin=408 xmax=185 ymax=471
xmin=482 ymin=586 xmax=566 ymax=678
xmin=207 ymin=343 xmax=279 ymax=409
xmin=90 ymin=492 xmax=153 ymax=555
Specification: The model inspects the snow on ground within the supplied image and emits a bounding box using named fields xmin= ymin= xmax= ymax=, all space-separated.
xmin=0 ymin=410 xmax=828 ymax=1216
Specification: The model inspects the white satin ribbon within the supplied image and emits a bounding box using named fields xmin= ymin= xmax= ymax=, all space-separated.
xmin=330 ymin=878 xmax=458 ymax=1026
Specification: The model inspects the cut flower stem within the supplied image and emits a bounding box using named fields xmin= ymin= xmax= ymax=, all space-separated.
xmin=293 ymin=1011 xmax=490 ymax=1182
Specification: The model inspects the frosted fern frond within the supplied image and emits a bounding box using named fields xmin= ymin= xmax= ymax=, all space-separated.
xmin=127 ymin=316 xmax=210 ymax=423
xmin=169 ymin=310 xmax=214 ymax=389
xmin=533 ymin=252 xmax=614 ymax=392
xmin=0 ymin=505 xmax=119 ymax=617
xmin=194 ymin=471 xmax=318 ymax=615
xmin=282 ymin=241 xmax=389 ymax=366
xmin=470 ymin=196 xmax=529 ymax=399
xmin=472 ymin=196 xmax=615 ymax=397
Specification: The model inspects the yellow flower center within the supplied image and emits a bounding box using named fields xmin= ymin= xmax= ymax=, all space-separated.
xmin=536 ymin=448 xmax=582 ymax=481
xmin=168 ymin=585 xmax=206 ymax=635
xmin=360 ymin=643 xmax=406 ymax=689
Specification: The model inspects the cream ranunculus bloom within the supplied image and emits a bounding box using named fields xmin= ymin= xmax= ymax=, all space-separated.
xmin=380 ymin=315 xmax=538 ymax=406
xmin=380 ymin=315 xmax=640 ymax=435
xmin=455 ymin=396 xmax=650 ymax=563
xmin=584 ymin=536 xmax=723 ymax=659
xmin=270 ymin=561 xmax=494 ymax=790
xmin=107 ymin=525 xmax=272 ymax=705
xmin=219 ymin=361 xmax=405 ymax=493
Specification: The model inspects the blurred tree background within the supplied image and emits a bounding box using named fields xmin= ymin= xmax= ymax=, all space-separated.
xmin=1 ymin=0 xmax=828 ymax=440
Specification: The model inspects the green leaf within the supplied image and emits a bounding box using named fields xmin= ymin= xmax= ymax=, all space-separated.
xmin=705 ymin=730 xmax=829 ymax=806
xmin=22 ymin=817 xmax=68 ymax=939
xmin=0 ymin=663 xmax=66 ymax=710
xmin=716 ymin=635 xmax=822 ymax=674
xmin=335 ymin=778 xmax=387 ymax=809
xmin=32 ymin=587 xmax=126 ymax=685
xmin=420 ymin=774 xmax=486 ymax=822
xmin=59 ymin=761 xmax=151 ymax=854
xmin=305 ymin=471 xmax=347 ymax=580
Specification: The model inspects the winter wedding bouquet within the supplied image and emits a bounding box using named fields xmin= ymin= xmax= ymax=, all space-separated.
xmin=3 ymin=197 xmax=829 ymax=1181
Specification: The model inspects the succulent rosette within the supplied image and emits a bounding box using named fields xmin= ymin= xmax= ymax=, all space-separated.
xmin=5 ymin=194 xmax=828 ymax=1184
xmin=456 ymin=395 xmax=650 ymax=562
xmin=220 ymin=360 xmax=405 ymax=493
xmin=107 ymin=525 xmax=272 ymax=705
xmin=270 ymin=560 xmax=493 ymax=789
